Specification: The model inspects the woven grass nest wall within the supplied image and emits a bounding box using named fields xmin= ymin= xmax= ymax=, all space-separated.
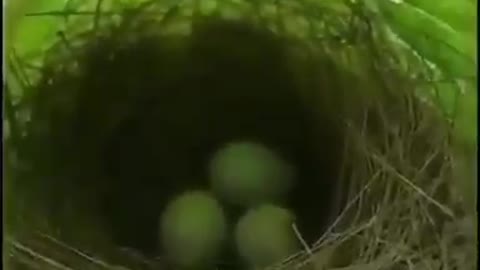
xmin=4 ymin=1 xmax=477 ymax=270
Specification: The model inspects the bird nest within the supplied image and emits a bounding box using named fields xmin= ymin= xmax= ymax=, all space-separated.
xmin=4 ymin=1 xmax=476 ymax=270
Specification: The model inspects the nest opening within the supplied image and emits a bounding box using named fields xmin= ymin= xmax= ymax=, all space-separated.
xmin=9 ymin=16 xmax=348 ymax=265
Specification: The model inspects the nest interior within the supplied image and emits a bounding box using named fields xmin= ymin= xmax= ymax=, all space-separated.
xmin=6 ymin=14 xmax=354 ymax=266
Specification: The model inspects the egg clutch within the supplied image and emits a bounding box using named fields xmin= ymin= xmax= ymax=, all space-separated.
xmin=159 ymin=141 xmax=300 ymax=269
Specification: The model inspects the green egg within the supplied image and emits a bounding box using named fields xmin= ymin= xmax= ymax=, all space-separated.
xmin=160 ymin=190 xmax=227 ymax=268
xmin=235 ymin=205 xmax=300 ymax=268
xmin=209 ymin=141 xmax=295 ymax=206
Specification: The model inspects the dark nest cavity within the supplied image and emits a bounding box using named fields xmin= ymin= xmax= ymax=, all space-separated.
xmin=7 ymin=16 xmax=352 ymax=268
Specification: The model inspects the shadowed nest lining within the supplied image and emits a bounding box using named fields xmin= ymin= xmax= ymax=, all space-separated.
xmin=4 ymin=1 xmax=476 ymax=270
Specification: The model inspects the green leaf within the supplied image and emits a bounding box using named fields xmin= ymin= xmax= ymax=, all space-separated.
xmin=404 ymin=0 xmax=476 ymax=35
xmin=379 ymin=0 xmax=476 ymax=78
xmin=6 ymin=0 xmax=68 ymax=54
